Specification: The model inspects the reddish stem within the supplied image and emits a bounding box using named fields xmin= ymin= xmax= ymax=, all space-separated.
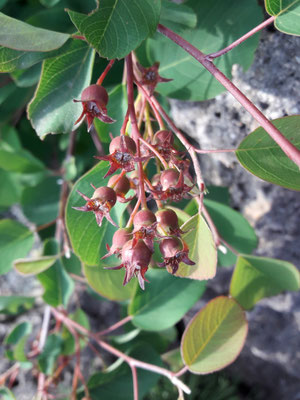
xmin=139 ymin=137 xmax=168 ymax=169
xmin=207 ymin=17 xmax=275 ymax=60
xmin=96 ymin=315 xmax=133 ymax=336
xmin=131 ymin=365 xmax=139 ymax=400
xmin=126 ymin=54 xmax=148 ymax=209
xmin=50 ymin=308 xmax=191 ymax=395
xmin=157 ymin=24 xmax=300 ymax=167
xmin=97 ymin=59 xmax=115 ymax=86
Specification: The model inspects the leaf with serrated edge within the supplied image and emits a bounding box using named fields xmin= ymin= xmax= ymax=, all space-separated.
xmin=67 ymin=0 xmax=161 ymax=59
xmin=230 ymin=254 xmax=300 ymax=310
xmin=181 ymin=296 xmax=248 ymax=374
xmin=0 ymin=12 xmax=69 ymax=51
xmin=236 ymin=116 xmax=300 ymax=190
xmin=27 ymin=39 xmax=94 ymax=138
xmin=175 ymin=214 xmax=217 ymax=280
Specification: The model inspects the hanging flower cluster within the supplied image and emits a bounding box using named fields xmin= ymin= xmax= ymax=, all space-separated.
xmin=73 ymin=61 xmax=199 ymax=290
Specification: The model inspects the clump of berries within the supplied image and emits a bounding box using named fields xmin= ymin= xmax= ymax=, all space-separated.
xmin=73 ymin=62 xmax=199 ymax=290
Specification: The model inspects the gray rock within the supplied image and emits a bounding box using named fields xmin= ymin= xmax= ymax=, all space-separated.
xmin=171 ymin=29 xmax=300 ymax=399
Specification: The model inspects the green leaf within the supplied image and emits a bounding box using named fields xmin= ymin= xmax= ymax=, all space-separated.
xmin=67 ymin=0 xmax=161 ymax=59
xmin=14 ymin=255 xmax=58 ymax=275
xmin=0 ymin=387 xmax=16 ymax=400
xmin=230 ymin=254 xmax=300 ymax=310
xmin=27 ymin=39 xmax=95 ymax=138
xmin=0 ymin=296 xmax=35 ymax=315
xmin=204 ymin=199 xmax=258 ymax=266
xmin=265 ymin=0 xmax=300 ymax=35
xmin=10 ymin=62 xmax=42 ymax=87
xmin=0 ymin=141 xmax=45 ymax=173
xmin=0 ymin=12 xmax=70 ymax=51
xmin=175 ymin=214 xmax=217 ymax=280
xmin=61 ymin=252 xmax=82 ymax=276
xmin=66 ymin=161 xmax=128 ymax=265
xmin=129 ymin=269 xmax=206 ymax=331
xmin=21 ymin=176 xmax=60 ymax=225
xmin=0 ymin=44 xmax=65 ymax=73
xmin=37 ymin=239 xmax=74 ymax=307
xmin=83 ymin=263 xmax=136 ymax=302
xmin=4 ymin=322 xmax=32 ymax=361
xmin=38 ymin=334 xmax=63 ymax=374
xmin=181 ymin=296 xmax=248 ymax=374
xmin=236 ymin=116 xmax=300 ymax=190
xmin=40 ymin=0 xmax=61 ymax=8
xmin=0 ymin=169 xmax=22 ymax=208
xmin=0 ymin=219 xmax=34 ymax=275
xmin=144 ymin=0 xmax=263 ymax=100
xmin=160 ymin=0 xmax=197 ymax=32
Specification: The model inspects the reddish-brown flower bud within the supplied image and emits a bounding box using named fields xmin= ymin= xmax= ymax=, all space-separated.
xmin=72 ymin=185 xmax=117 ymax=227
xmin=108 ymin=174 xmax=134 ymax=203
xmin=74 ymin=84 xmax=115 ymax=131
xmin=156 ymin=209 xmax=184 ymax=237
xmin=154 ymin=130 xmax=174 ymax=146
xmin=160 ymin=169 xmax=180 ymax=191
xmin=95 ymin=135 xmax=137 ymax=178
xmin=109 ymin=136 xmax=136 ymax=155
xmin=137 ymin=62 xmax=172 ymax=95
xmin=132 ymin=209 xmax=158 ymax=251
xmin=105 ymin=239 xmax=152 ymax=290
xmin=158 ymin=237 xmax=195 ymax=274
xmin=102 ymin=228 xmax=132 ymax=259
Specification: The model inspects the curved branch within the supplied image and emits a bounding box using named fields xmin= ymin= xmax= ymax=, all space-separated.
xmin=157 ymin=24 xmax=300 ymax=167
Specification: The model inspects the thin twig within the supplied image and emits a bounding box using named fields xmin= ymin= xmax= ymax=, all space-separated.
xmin=97 ymin=59 xmax=115 ymax=85
xmin=157 ymin=24 xmax=300 ymax=167
xmin=126 ymin=54 xmax=148 ymax=209
xmin=131 ymin=365 xmax=139 ymax=400
xmin=207 ymin=16 xmax=275 ymax=60
xmin=50 ymin=308 xmax=191 ymax=395
xmin=96 ymin=315 xmax=133 ymax=336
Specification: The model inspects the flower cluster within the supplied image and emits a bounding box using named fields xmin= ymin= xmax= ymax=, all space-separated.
xmin=73 ymin=62 xmax=198 ymax=289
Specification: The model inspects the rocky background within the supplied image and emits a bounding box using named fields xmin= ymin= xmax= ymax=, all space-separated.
xmin=1 ymin=24 xmax=300 ymax=400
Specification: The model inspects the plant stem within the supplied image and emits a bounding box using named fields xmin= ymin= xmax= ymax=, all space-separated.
xmin=96 ymin=315 xmax=133 ymax=336
xmin=139 ymin=137 xmax=169 ymax=169
xmin=97 ymin=59 xmax=115 ymax=85
xmin=207 ymin=16 xmax=275 ymax=59
xmin=51 ymin=308 xmax=191 ymax=395
xmin=126 ymin=54 xmax=148 ymax=209
xmin=157 ymin=24 xmax=300 ymax=167
xmin=131 ymin=365 xmax=139 ymax=400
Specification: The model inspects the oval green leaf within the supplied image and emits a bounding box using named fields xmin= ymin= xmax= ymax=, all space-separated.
xmin=129 ymin=268 xmax=206 ymax=331
xmin=236 ymin=116 xmax=300 ymax=190
xmin=175 ymin=214 xmax=217 ymax=280
xmin=0 ymin=219 xmax=34 ymax=275
xmin=144 ymin=0 xmax=262 ymax=100
xmin=83 ymin=263 xmax=136 ymax=302
xmin=230 ymin=254 xmax=300 ymax=310
xmin=68 ymin=0 xmax=161 ymax=59
xmin=0 ymin=12 xmax=69 ymax=51
xmin=265 ymin=0 xmax=300 ymax=36
xmin=27 ymin=39 xmax=95 ymax=138
xmin=66 ymin=161 xmax=127 ymax=266
xmin=181 ymin=296 xmax=248 ymax=374
xmin=14 ymin=255 xmax=58 ymax=275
